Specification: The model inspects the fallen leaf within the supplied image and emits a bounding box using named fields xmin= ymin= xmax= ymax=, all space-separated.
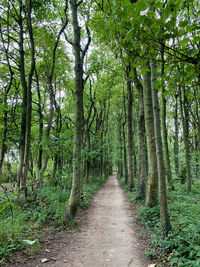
xmin=45 ymin=249 xmax=50 ymax=253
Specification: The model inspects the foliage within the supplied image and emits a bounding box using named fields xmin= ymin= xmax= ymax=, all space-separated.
xmin=0 ymin=176 xmax=103 ymax=263
xmin=135 ymin=182 xmax=200 ymax=266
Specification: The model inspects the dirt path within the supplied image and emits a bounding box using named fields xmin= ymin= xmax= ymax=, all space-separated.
xmin=10 ymin=174 xmax=151 ymax=267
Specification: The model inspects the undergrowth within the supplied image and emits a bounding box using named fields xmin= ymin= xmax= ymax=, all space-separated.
xmin=0 ymin=176 xmax=104 ymax=264
xmin=118 ymin=176 xmax=200 ymax=267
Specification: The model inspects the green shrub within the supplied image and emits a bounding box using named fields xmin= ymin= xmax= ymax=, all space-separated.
xmin=135 ymin=183 xmax=200 ymax=266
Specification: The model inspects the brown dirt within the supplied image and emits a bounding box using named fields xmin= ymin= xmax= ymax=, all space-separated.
xmin=7 ymin=173 xmax=154 ymax=267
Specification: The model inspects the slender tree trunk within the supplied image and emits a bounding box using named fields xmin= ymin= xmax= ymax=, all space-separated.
xmin=160 ymin=45 xmax=174 ymax=191
xmin=0 ymin=26 xmax=13 ymax=172
xmin=38 ymin=79 xmax=54 ymax=182
xmin=17 ymin=4 xmax=27 ymax=188
xmin=173 ymin=93 xmax=179 ymax=177
xmin=143 ymin=61 xmax=158 ymax=207
xmin=23 ymin=0 xmax=35 ymax=197
xmin=64 ymin=0 xmax=86 ymax=219
xmin=151 ymin=59 xmax=171 ymax=236
xmin=35 ymin=69 xmax=43 ymax=172
xmin=85 ymin=128 xmax=90 ymax=182
xmin=117 ymin=114 xmax=123 ymax=178
xmin=133 ymin=68 xmax=147 ymax=199
xmin=0 ymin=103 xmax=8 ymax=172
xmin=126 ymin=65 xmax=134 ymax=188
xmin=122 ymin=83 xmax=128 ymax=184
xmin=179 ymin=85 xmax=192 ymax=193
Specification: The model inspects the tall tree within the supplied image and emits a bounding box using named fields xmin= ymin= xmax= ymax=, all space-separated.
xmin=151 ymin=59 xmax=171 ymax=236
xmin=143 ymin=62 xmax=158 ymax=207
xmin=126 ymin=64 xmax=134 ymax=188
xmin=133 ymin=68 xmax=147 ymax=199
xmin=64 ymin=0 xmax=91 ymax=219
xmin=160 ymin=44 xmax=174 ymax=191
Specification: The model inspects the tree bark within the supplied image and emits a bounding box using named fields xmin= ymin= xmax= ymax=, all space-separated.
xmin=143 ymin=61 xmax=158 ymax=207
xmin=0 ymin=23 xmax=14 ymax=172
xmin=117 ymin=113 xmax=123 ymax=178
xmin=126 ymin=65 xmax=134 ymax=188
xmin=122 ymin=84 xmax=128 ymax=184
xmin=173 ymin=93 xmax=179 ymax=177
xmin=179 ymin=85 xmax=192 ymax=193
xmin=64 ymin=0 xmax=91 ymax=219
xmin=160 ymin=45 xmax=174 ymax=191
xmin=23 ymin=0 xmax=35 ymax=197
xmin=133 ymin=68 xmax=147 ymax=199
xmin=17 ymin=2 xmax=27 ymax=188
xmin=35 ymin=69 xmax=43 ymax=172
xmin=151 ymin=59 xmax=171 ymax=236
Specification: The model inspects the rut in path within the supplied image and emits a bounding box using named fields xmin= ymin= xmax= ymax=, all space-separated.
xmin=10 ymin=174 xmax=151 ymax=267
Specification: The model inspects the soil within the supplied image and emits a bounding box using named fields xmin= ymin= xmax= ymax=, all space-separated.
xmin=7 ymin=173 xmax=154 ymax=267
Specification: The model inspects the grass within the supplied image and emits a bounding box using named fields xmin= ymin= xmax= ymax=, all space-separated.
xmin=118 ymin=176 xmax=200 ymax=267
xmin=0 ymin=175 xmax=105 ymax=264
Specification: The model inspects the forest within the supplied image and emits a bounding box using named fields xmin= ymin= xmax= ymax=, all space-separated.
xmin=0 ymin=0 xmax=200 ymax=266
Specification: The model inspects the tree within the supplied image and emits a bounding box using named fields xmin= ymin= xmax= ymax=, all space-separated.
xmin=151 ymin=59 xmax=171 ymax=236
xmin=64 ymin=0 xmax=91 ymax=219
xmin=143 ymin=62 xmax=158 ymax=207
xmin=126 ymin=64 xmax=134 ymax=189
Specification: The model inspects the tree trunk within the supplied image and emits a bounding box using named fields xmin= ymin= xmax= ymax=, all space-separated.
xmin=179 ymin=85 xmax=192 ymax=193
xmin=35 ymin=69 xmax=43 ymax=172
xmin=64 ymin=0 xmax=85 ymax=219
xmin=23 ymin=0 xmax=35 ymax=197
xmin=143 ymin=61 xmax=158 ymax=207
xmin=0 ymin=103 xmax=8 ymax=172
xmin=38 ymin=79 xmax=54 ymax=183
xmin=0 ymin=30 xmax=13 ymax=172
xmin=133 ymin=68 xmax=147 ymax=199
xmin=117 ymin=113 xmax=123 ymax=178
xmin=161 ymin=45 xmax=174 ymax=191
xmin=126 ymin=65 xmax=134 ymax=188
xmin=151 ymin=59 xmax=171 ymax=236
xmin=17 ymin=5 xmax=27 ymax=188
xmin=173 ymin=93 xmax=179 ymax=177
xmin=122 ymin=84 xmax=128 ymax=184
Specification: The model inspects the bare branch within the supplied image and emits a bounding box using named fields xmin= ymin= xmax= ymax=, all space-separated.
xmin=81 ymin=25 xmax=91 ymax=62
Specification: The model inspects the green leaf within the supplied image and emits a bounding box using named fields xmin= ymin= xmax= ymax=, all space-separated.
xmin=170 ymin=257 xmax=179 ymax=264
xmin=163 ymin=90 xmax=170 ymax=97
